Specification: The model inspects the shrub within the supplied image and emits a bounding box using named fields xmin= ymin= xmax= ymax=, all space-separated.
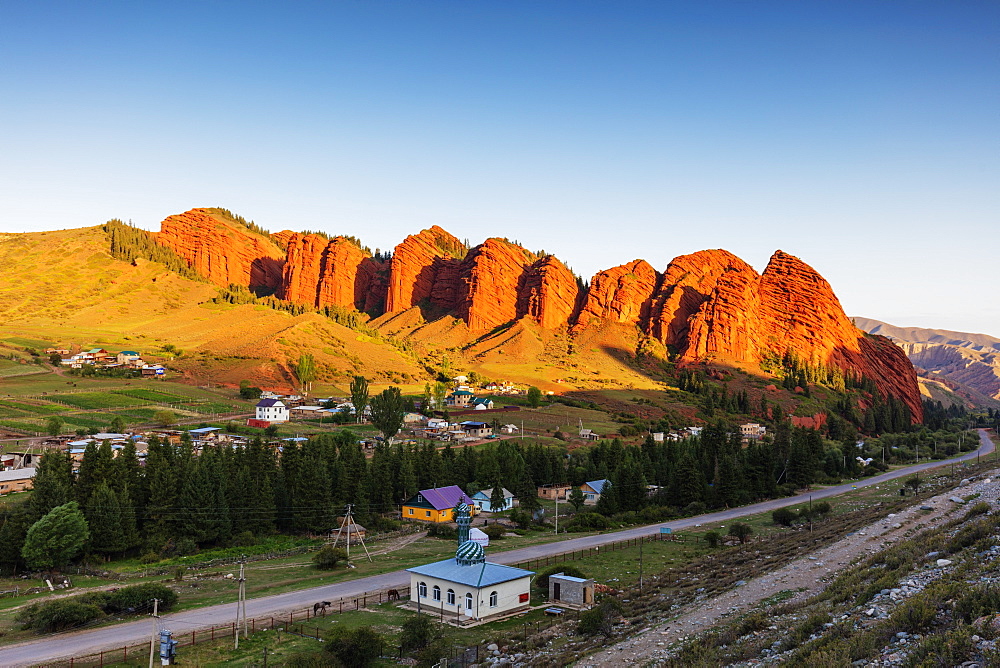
xmin=814 ymin=501 xmax=832 ymax=516
xmin=482 ymin=524 xmax=507 ymax=540
xmin=890 ymin=597 xmax=938 ymax=633
xmin=139 ymin=551 xmax=160 ymax=564
xmin=703 ymin=531 xmax=722 ymax=548
xmin=231 ymin=530 xmax=257 ymax=547
xmin=313 ymin=545 xmax=349 ymax=569
xmin=682 ymin=501 xmax=707 ymax=516
xmin=566 ymin=512 xmax=611 ymax=532
xmin=728 ymin=522 xmax=754 ymax=544
xmin=577 ymin=599 xmax=622 ymax=637
xmin=400 ymin=615 xmax=437 ymax=652
xmin=85 ymin=583 xmax=178 ymax=614
xmin=18 ymin=600 xmax=104 ymax=633
xmin=772 ymin=508 xmax=797 ymax=526
xmin=425 ymin=523 xmax=457 ymax=540
xmin=508 ymin=509 xmax=533 ymax=529
xmin=325 ymin=626 xmax=384 ymax=667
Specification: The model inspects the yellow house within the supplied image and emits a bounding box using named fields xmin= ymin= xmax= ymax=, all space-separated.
xmin=403 ymin=486 xmax=476 ymax=523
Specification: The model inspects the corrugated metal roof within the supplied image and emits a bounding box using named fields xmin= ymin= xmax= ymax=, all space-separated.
xmin=416 ymin=485 xmax=470 ymax=510
xmin=0 ymin=468 xmax=35 ymax=482
xmin=584 ymin=479 xmax=609 ymax=494
xmin=406 ymin=558 xmax=533 ymax=587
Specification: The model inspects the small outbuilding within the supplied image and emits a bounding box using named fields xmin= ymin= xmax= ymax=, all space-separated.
xmin=548 ymin=573 xmax=595 ymax=610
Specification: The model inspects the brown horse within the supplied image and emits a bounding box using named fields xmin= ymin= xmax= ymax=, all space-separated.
xmin=387 ymin=589 xmax=400 ymax=601
xmin=313 ymin=601 xmax=332 ymax=615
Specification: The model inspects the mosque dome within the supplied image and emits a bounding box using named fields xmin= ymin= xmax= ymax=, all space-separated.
xmin=455 ymin=538 xmax=485 ymax=565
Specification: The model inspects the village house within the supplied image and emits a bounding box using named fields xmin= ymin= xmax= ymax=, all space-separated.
xmin=579 ymin=428 xmax=600 ymax=441
xmin=116 ymin=350 xmax=142 ymax=365
xmin=500 ymin=424 xmax=519 ymax=435
xmin=446 ymin=390 xmax=475 ymax=407
xmin=402 ymin=485 xmax=476 ymax=523
xmin=459 ymin=421 xmax=492 ymax=439
xmin=0 ymin=468 xmax=36 ymax=495
xmin=579 ymin=479 xmax=610 ymax=505
xmin=537 ymin=483 xmax=572 ymax=501
xmin=406 ymin=503 xmax=532 ymax=622
xmin=740 ymin=423 xmax=767 ymax=441
xmin=472 ymin=397 xmax=495 ymax=410
xmin=255 ymin=398 xmax=289 ymax=423
xmin=471 ymin=487 xmax=516 ymax=513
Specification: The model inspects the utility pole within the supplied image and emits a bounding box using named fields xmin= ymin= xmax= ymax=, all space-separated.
xmin=234 ymin=557 xmax=247 ymax=649
xmin=809 ymin=495 xmax=813 ymax=533
xmin=554 ymin=496 xmax=558 ymax=534
xmin=332 ymin=503 xmax=372 ymax=562
xmin=148 ymin=598 xmax=159 ymax=668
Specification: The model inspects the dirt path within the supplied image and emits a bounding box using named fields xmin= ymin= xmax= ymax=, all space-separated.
xmin=579 ymin=471 xmax=999 ymax=667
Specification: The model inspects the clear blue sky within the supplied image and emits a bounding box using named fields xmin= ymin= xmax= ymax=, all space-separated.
xmin=2 ymin=1 xmax=998 ymax=334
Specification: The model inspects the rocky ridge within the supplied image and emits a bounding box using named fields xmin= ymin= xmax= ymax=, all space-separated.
xmin=153 ymin=209 xmax=921 ymax=418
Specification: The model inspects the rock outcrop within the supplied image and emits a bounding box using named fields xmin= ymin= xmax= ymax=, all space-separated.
xmin=672 ymin=250 xmax=922 ymax=420
xmin=150 ymin=211 xmax=922 ymax=418
xmin=280 ymin=233 xmax=384 ymax=311
xmin=385 ymin=226 xmax=467 ymax=314
xmin=647 ymin=250 xmax=756 ymax=348
xmin=517 ymin=256 xmax=582 ymax=330
xmin=574 ymin=260 xmax=660 ymax=331
xmin=456 ymin=238 xmax=536 ymax=332
xmin=155 ymin=208 xmax=285 ymax=292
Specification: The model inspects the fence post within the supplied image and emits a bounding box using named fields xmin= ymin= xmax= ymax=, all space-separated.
xmin=99 ymin=650 xmax=103 ymax=667
xmin=191 ymin=630 xmax=195 ymax=645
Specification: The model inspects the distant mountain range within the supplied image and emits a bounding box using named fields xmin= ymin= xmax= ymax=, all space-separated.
xmin=853 ymin=317 xmax=1000 ymax=405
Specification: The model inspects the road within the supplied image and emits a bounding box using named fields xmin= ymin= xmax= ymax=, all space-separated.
xmin=0 ymin=430 xmax=994 ymax=666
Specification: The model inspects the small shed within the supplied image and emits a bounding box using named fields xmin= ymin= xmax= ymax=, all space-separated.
xmin=549 ymin=573 xmax=595 ymax=609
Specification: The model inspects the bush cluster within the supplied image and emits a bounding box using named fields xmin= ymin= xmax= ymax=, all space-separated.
xmin=18 ymin=583 xmax=177 ymax=633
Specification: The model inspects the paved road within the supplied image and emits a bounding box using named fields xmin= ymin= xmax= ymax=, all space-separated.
xmin=1 ymin=430 xmax=994 ymax=666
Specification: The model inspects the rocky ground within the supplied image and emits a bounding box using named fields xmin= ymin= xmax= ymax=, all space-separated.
xmin=578 ymin=474 xmax=999 ymax=666
xmin=471 ymin=467 xmax=1000 ymax=667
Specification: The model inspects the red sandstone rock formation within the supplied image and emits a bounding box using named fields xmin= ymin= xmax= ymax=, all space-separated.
xmin=517 ymin=255 xmax=581 ymax=330
xmin=155 ymin=209 xmax=285 ymax=292
xmin=280 ymin=233 xmax=383 ymax=311
xmin=385 ymin=226 xmax=467 ymax=313
xmin=673 ymin=250 xmax=922 ymax=420
xmin=456 ymin=238 xmax=536 ymax=332
xmin=574 ymin=260 xmax=660 ymax=331
xmin=151 ymin=211 xmax=921 ymax=417
xmin=647 ymin=250 xmax=756 ymax=348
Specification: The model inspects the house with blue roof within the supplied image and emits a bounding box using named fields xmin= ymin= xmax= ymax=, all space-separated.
xmin=580 ymin=479 xmax=610 ymax=505
xmin=406 ymin=502 xmax=533 ymax=622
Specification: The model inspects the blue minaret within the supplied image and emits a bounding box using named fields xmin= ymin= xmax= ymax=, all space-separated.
xmin=454 ymin=501 xmax=486 ymax=565
xmin=456 ymin=501 xmax=471 ymax=546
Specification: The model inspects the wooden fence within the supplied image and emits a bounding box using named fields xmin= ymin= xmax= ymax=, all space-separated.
xmin=47 ymin=585 xmax=411 ymax=668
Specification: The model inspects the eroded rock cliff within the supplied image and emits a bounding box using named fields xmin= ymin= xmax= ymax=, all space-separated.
xmin=155 ymin=208 xmax=285 ymax=292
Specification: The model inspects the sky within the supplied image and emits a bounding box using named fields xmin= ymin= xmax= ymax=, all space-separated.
xmin=2 ymin=1 xmax=998 ymax=335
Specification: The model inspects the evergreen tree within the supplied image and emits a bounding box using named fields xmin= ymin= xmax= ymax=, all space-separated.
xmin=27 ymin=451 xmax=74 ymax=522
xmin=87 ymin=482 xmax=128 ymax=557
